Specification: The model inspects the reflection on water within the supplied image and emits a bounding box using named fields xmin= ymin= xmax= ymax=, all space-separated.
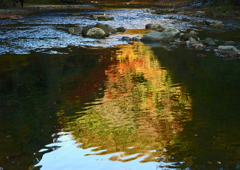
xmin=2 ymin=38 xmax=240 ymax=169
xmin=35 ymin=43 xmax=192 ymax=169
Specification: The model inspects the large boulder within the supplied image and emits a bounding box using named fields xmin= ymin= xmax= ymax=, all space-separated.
xmin=163 ymin=27 xmax=180 ymax=38
xmin=145 ymin=24 xmax=165 ymax=31
xmin=68 ymin=26 xmax=83 ymax=35
xmin=180 ymin=33 xmax=199 ymax=41
xmin=141 ymin=31 xmax=166 ymax=42
xmin=85 ymin=27 xmax=107 ymax=39
xmin=82 ymin=25 xmax=95 ymax=37
xmin=202 ymin=38 xmax=216 ymax=46
xmin=94 ymin=23 xmax=110 ymax=36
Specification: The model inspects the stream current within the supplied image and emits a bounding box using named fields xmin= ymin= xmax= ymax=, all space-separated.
xmin=1 ymin=8 xmax=240 ymax=170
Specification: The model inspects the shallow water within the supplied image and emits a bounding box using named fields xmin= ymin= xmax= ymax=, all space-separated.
xmin=1 ymin=8 xmax=240 ymax=170
xmin=1 ymin=8 xmax=240 ymax=55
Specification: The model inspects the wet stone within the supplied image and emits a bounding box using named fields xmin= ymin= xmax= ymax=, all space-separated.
xmin=116 ymin=27 xmax=126 ymax=32
xmin=141 ymin=31 xmax=166 ymax=42
xmin=68 ymin=26 xmax=83 ymax=35
xmin=202 ymin=38 xmax=216 ymax=46
xmin=180 ymin=33 xmax=199 ymax=41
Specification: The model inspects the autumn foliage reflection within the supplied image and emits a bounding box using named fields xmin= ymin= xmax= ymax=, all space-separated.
xmin=69 ymin=43 xmax=192 ymax=163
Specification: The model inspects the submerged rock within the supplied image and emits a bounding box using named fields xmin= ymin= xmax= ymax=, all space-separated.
xmin=68 ymin=26 xmax=83 ymax=35
xmin=141 ymin=31 xmax=165 ymax=42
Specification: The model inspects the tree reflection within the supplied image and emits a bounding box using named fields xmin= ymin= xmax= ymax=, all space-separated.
xmin=67 ymin=43 xmax=193 ymax=164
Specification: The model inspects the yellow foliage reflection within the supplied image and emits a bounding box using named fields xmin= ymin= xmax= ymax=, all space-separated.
xmin=68 ymin=42 xmax=192 ymax=163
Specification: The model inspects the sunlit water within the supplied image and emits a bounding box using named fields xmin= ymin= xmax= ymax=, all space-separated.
xmin=1 ymin=7 xmax=240 ymax=170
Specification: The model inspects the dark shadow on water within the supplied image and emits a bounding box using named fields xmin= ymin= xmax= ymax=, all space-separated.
xmin=149 ymin=46 xmax=240 ymax=169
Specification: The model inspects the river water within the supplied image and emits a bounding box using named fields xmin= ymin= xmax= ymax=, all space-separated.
xmin=1 ymin=8 xmax=240 ymax=170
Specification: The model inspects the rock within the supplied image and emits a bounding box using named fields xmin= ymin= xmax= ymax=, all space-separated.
xmin=186 ymin=37 xmax=198 ymax=44
xmin=220 ymin=51 xmax=239 ymax=58
xmin=193 ymin=11 xmax=205 ymax=17
xmin=186 ymin=39 xmax=204 ymax=49
xmin=213 ymin=23 xmax=225 ymax=28
xmin=86 ymin=27 xmax=107 ymax=39
xmin=181 ymin=18 xmax=190 ymax=22
xmin=205 ymin=20 xmax=223 ymax=25
xmin=120 ymin=36 xmax=132 ymax=42
xmin=91 ymin=14 xmax=114 ymax=21
xmin=164 ymin=16 xmax=174 ymax=19
xmin=163 ymin=27 xmax=180 ymax=38
xmin=205 ymin=20 xmax=224 ymax=28
xmin=132 ymin=35 xmax=142 ymax=42
xmin=216 ymin=50 xmax=239 ymax=58
xmin=202 ymin=38 xmax=216 ymax=46
xmin=180 ymin=33 xmax=199 ymax=41
xmin=82 ymin=25 xmax=95 ymax=37
xmin=189 ymin=30 xmax=198 ymax=35
xmin=141 ymin=31 xmax=166 ymax=42
xmin=94 ymin=23 xmax=110 ymax=36
xmin=218 ymin=45 xmax=239 ymax=53
xmin=68 ymin=26 xmax=83 ymax=35
xmin=196 ymin=20 xmax=205 ymax=24
xmin=161 ymin=36 xmax=175 ymax=43
xmin=145 ymin=24 xmax=165 ymax=31
xmin=116 ymin=27 xmax=126 ymax=32
xmin=72 ymin=13 xmax=80 ymax=16
xmin=105 ymin=24 xmax=116 ymax=34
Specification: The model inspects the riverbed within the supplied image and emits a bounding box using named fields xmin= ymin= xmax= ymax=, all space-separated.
xmin=1 ymin=7 xmax=240 ymax=170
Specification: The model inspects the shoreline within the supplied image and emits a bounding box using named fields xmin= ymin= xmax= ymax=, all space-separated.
xmin=1 ymin=3 xmax=240 ymax=20
xmin=0 ymin=4 xmax=98 ymax=19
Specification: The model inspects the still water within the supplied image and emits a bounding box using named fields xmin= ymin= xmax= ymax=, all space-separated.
xmin=1 ymin=8 xmax=240 ymax=170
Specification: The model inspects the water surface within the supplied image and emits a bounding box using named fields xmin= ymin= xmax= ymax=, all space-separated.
xmin=1 ymin=8 xmax=240 ymax=170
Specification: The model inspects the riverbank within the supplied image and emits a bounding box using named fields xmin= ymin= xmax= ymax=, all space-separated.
xmin=2 ymin=4 xmax=240 ymax=21
xmin=0 ymin=4 xmax=97 ymax=19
